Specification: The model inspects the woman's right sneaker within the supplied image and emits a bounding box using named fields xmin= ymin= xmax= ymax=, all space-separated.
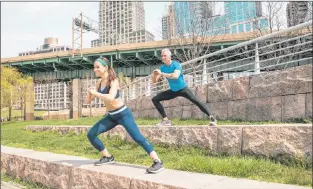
xmin=94 ymin=156 xmax=115 ymax=166
xmin=146 ymin=159 xmax=164 ymax=173
xmin=209 ymin=115 xmax=217 ymax=126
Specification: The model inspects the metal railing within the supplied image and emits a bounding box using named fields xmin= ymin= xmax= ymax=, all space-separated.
xmin=120 ymin=21 xmax=312 ymax=101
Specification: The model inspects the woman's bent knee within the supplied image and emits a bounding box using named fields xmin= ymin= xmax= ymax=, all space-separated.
xmin=87 ymin=130 xmax=95 ymax=140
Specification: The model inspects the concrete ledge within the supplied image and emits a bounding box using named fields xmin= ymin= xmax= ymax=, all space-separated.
xmin=25 ymin=124 xmax=312 ymax=160
xmin=1 ymin=146 xmax=309 ymax=189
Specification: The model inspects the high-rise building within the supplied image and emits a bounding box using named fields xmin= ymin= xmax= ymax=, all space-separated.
xmin=200 ymin=2 xmax=214 ymax=19
xmin=225 ymin=2 xmax=262 ymax=24
xmin=287 ymin=2 xmax=309 ymax=27
xmin=173 ymin=2 xmax=215 ymax=36
xmin=205 ymin=15 xmax=229 ymax=35
xmin=91 ymin=39 xmax=100 ymax=47
xmin=162 ymin=4 xmax=175 ymax=40
xmin=163 ymin=2 xmax=270 ymax=38
xmin=93 ymin=1 xmax=154 ymax=47
xmin=224 ymin=2 xmax=268 ymax=34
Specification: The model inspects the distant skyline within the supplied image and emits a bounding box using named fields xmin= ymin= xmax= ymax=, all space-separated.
xmin=1 ymin=2 xmax=287 ymax=59
xmin=1 ymin=2 xmax=170 ymax=58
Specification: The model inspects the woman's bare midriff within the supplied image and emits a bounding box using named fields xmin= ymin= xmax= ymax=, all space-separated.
xmin=104 ymin=98 xmax=125 ymax=111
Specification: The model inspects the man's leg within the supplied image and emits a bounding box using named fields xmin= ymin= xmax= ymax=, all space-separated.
xmin=152 ymin=89 xmax=178 ymax=125
xmin=179 ymin=87 xmax=217 ymax=126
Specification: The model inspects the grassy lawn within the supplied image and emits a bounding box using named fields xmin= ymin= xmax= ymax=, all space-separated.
xmin=20 ymin=115 xmax=312 ymax=126
xmin=1 ymin=173 xmax=51 ymax=189
xmin=1 ymin=110 xmax=47 ymax=118
xmin=1 ymin=119 xmax=312 ymax=187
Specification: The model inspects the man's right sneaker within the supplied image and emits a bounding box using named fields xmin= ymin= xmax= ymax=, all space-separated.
xmin=209 ymin=115 xmax=217 ymax=126
xmin=94 ymin=156 xmax=115 ymax=166
xmin=156 ymin=120 xmax=172 ymax=126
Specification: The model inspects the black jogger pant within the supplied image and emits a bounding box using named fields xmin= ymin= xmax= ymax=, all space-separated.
xmin=152 ymin=87 xmax=211 ymax=118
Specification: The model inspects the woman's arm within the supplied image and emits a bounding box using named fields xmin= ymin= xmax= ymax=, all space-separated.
xmin=85 ymin=81 xmax=99 ymax=104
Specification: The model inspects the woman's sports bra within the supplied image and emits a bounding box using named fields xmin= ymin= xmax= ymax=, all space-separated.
xmin=97 ymin=82 xmax=120 ymax=99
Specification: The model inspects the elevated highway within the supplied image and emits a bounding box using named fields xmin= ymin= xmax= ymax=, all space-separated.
xmin=1 ymin=32 xmax=255 ymax=80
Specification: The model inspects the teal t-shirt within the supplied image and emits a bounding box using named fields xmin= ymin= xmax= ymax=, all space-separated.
xmin=160 ymin=60 xmax=187 ymax=91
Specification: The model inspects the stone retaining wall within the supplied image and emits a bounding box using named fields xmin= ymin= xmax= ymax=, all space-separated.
xmin=25 ymin=125 xmax=312 ymax=160
xmin=4 ymin=146 xmax=307 ymax=189
xmin=1 ymin=146 xmax=183 ymax=189
xmin=125 ymin=64 xmax=312 ymax=122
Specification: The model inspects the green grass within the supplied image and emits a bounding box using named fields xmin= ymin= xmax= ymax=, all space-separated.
xmin=1 ymin=119 xmax=312 ymax=187
xmin=20 ymin=116 xmax=312 ymax=126
xmin=1 ymin=110 xmax=47 ymax=118
xmin=1 ymin=173 xmax=51 ymax=189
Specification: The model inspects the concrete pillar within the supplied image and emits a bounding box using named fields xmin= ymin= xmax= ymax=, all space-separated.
xmin=71 ymin=78 xmax=82 ymax=119
xmin=24 ymin=81 xmax=34 ymax=121
xmin=63 ymin=82 xmax=67 ymax=109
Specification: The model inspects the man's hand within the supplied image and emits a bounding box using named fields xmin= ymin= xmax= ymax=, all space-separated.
xmin=153 ymin=69 xmax=161 ymax=75
xmin=152 ymin=69 xmax=162 ymax=84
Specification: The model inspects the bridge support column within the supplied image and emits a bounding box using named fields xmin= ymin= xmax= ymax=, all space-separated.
xmin=70 ymin=78 xmax=82 ymax=119
xmin=24 ymin=81 xmax=34 ymax=121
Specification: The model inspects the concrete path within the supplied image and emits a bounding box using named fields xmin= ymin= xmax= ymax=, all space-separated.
xmin=1 ymin=146 xmax=310 ymax=189
xmin=1 ymin=182 xmax=25 ymax=189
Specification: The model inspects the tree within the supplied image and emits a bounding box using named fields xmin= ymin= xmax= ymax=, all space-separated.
xmin=159 ymin=2 xmax=229 ymax=87
xmin=234 ymin=2 xmax=312 ymax=73
xmin=243 ymin=2 xmax=285 ymax=36
xmin=16 ymin=75 xmax=33 ymax=119
xmin=1 ymin=66 xmax=32 ymax=121
xmin=307 ymin=2 xmax=313 ymax=22
xmin=171 ymin=2 xmax=227 ymax=63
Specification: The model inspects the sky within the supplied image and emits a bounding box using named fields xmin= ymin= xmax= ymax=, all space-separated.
xmin=1 ymin=2 xmax=170 ymax=58
xmin=1 ymin=2 xmax=287 ymax=59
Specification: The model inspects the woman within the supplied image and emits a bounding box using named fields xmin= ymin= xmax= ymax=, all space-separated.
xmin=85 ymin=57 xmax=164 ymax=174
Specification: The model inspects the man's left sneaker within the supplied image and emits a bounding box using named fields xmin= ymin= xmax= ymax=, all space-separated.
xmin=209 ymin=115 xmax=217 ymax=126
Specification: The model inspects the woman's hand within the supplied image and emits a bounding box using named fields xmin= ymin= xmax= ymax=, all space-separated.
xmin=89 ymin=86 xmax=98 ymax=95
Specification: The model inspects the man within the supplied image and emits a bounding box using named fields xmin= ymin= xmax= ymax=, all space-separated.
xmin=151 ymin=48 xmax=217 ymax=126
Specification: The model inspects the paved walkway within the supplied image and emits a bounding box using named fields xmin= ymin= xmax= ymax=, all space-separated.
xmin=1 ymin=146 xmax=310 ymax=189
xmin=1 ymin=182 xmax=25 ymax=189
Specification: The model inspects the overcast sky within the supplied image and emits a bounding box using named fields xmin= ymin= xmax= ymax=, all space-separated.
xmin=1 ymin=2 xmax=287 ymax=59
xmin=1 ymin=2 xmax=170 ymax=58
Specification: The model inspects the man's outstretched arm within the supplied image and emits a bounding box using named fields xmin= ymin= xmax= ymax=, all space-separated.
xmin=161 ymin=70 xmax=180 ymax=80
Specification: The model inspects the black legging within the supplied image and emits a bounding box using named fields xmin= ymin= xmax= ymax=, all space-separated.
xmin=152 ymin=87 xmax=211 ymax=118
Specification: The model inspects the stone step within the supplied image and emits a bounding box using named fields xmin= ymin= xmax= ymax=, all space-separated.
xmin=1 ymin=146 xmax=309 ymax=189
xmin=25 ymin=124 xmax=312 ymax=159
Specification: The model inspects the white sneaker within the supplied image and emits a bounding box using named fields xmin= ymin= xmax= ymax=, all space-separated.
xmin=209 ymin=115 xmax=217 ymax=126
xmin=156 ymin=120 xmax=172 ymax=126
